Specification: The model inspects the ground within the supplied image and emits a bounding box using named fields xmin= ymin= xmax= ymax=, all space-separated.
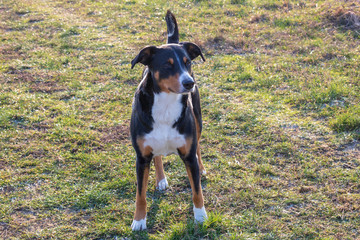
xmin=0 ymin=0 xmax=359 ymax=239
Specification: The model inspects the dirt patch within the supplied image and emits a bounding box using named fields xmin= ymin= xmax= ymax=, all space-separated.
xmin=299 ymin=186 xmax=316 ymax=193
xmin=196 ymin=35 xmax=244 ymax=55
xmin=29 ymin=81 xmax=67 ymax=93
xmin=27 ymin=18 xmax=43 ymax=23
xmin=336 ymin=11 xmax=360 ymax=29
xmin=0 ymin=222 xmax=19 ymax=239
xmin=0 ymin=45 xmax=24 ymax=60
xmin=337 ymin=140 xmax=360 ymax=161
xmin=32 ymin=120 xmax=54 ymax=132
xmin=0 ymin=185 xmax=16 ymax=195
xmin=3 ymin=208 xmax=94 ymax=238
xmin=260 ymin=3 xmax=281 ymax=10
xmin=3 ymin=70 xmax=34 ymax=82
xmin=99 ymin=124 xmax=130 ymax=144
xmin=322 ymin=52 xmax=338 ymax=60
xmin=341 ymin=140 xmax=360 ymax=152
xmin=0 ymin=6 xmax=29 ymax=24
xmin=22 ymin=149 xmax=48 ymax=159
xmin=7 ymin=211 xmax=53 ymax=238
xmin=324 ymin=5 xmax=360 ymax=30
xmin=0 ymin=7 xmax=8 ymax=13
xmin=249 ymin=14 xmax=269 ymax=23
xmin=310 ymin=138 xmax=360 ymax=166
xmin=3 ymin=70 xmax=67 ymax=93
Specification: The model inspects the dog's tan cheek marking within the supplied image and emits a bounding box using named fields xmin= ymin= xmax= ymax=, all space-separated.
xmin=185 ymin=166 xmax=204 ymax=209
xmin=168 ymin=73 xmax=180 ymax=92
xmin=159 ymin=73 xmax=180 ymax=93
xmin=158 ymin=79 xmax=170 ymax=93
xmin=136 ymin=138 xmax=153 ymax=158
xmin=154 ymin=71 xmax=171 ymax=93
xmin=134 ymin=166 xmax=150 ymax=220
xmin=154 ymin=71 xmax=160 ymax=80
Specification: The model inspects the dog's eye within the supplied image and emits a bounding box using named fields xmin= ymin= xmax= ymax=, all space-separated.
xmin=184 ymin=58 xmax=191 ymax=67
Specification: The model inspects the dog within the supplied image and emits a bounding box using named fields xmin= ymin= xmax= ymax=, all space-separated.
xmin=130 ymin=10 xmax=207 ymax=231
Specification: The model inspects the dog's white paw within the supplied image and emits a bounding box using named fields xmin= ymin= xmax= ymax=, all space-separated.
xmin=201 ymin=169 xmax=207 ymax=175
xmin=193 ymin=206 xmax=207 ymax=223
xmin=156 ymin=178 xmax=168 ymax=191
xmin=131 ymin=217 xmax=147 ymax=231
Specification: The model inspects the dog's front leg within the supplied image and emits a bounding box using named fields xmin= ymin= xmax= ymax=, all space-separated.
xmin=183 ymin=154 xmax=207 ymax=223
xmin=131 ymin=155 xmax=151 ymax=231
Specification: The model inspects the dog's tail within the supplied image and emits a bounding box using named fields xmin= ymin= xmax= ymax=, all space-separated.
xmin=166 ymin=10 xmax=179 ymax=44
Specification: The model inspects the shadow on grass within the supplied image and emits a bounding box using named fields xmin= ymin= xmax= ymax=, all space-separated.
xmin=129 ymin=211 xmax=227 ymax=240
xmin=165 ymin=212 xmax=228 ymax=240
xmin=130 ymin=231 xmax=150 ymax=240
xmin=146 ymin=190 xmax=166 ymax=231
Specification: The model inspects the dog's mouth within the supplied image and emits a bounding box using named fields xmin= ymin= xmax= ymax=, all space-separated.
xmin=168 ymin=87 xmax=194 ymax=95
xmin=182 ymin=87 xmax=195 ymax=94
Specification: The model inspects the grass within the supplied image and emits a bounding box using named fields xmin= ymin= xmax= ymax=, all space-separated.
xmin=1 ymin=0 xmax=360 ymax=239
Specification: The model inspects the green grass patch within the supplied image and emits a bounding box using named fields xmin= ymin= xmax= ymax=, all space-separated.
xmin=330 ymin=106 xmax=360 ymax=133
xmin=0 ymin=0 xmax=359 ymax=239
xmin=166 ymin=212 xmax=228 ymax=240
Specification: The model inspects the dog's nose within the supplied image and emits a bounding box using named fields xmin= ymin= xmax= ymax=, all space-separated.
xmin=183 ymin=79 xmax=194 ymax=90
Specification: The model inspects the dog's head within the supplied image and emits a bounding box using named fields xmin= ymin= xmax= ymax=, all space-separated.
xmin=131 ymin=43 xmax=205 ymax=94
xmin=131 ymin=11 xmax=205 ymax=94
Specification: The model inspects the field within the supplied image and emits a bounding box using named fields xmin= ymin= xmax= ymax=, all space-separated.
xmin=1 ymin=0 xmax=359 ymax=239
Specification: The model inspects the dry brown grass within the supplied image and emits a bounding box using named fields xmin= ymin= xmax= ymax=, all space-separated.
xmin=98 ymin=124 xmax=130 ymax=144
xmin=195 ymin=35 xmax=245 ymax=55
xmin=325 ymin=4 xmax=360 ymax=30
xmin=249 ymin=13 xmax=269 ymax=23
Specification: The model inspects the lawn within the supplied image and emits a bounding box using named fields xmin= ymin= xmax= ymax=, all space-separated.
xmin=0 ymin=0 xmax=359 ymax=239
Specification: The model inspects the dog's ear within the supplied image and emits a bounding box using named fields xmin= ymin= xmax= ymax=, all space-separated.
xmin=181 ymin=42 xmax=205 ymax=62
xmin=166 ymin=10 xmax=179 ymax=44
xmin=131 ymin=46 xmax=158 ymax=69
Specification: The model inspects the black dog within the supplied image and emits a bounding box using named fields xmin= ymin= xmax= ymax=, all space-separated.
xmin=130 ymin=10 xmax=207 ymax=231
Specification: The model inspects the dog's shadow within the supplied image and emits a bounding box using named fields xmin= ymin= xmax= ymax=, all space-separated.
xmin=146 ymin=189 xmax=167 ymax=231
xmin=130 ymin=230 xmax=150 ymax=240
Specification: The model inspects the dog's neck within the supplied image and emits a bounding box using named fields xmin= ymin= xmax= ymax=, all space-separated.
xmin=152 ymin=92 xmax=183 ymax=125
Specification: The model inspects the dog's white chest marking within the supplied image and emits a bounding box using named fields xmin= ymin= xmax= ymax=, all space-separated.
xmin=144 ymin=92 xmax=186 ymax=156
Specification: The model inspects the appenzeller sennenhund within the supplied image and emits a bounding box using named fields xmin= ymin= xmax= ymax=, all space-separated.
xmin=130 ymin=10 xmax=207 ymax=231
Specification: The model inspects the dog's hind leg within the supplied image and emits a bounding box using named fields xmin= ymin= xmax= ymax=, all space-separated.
xmin=154 ymin=156 xmax=168 ymax=191
xmin=196 ymin=144 xmax=206 ymax=175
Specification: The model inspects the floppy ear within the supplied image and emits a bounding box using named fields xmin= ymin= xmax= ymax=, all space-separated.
xmin=181 ymin=42 xmax=205 ymax=62
xmin=131 ymin=46 xmax=158 ymax=69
